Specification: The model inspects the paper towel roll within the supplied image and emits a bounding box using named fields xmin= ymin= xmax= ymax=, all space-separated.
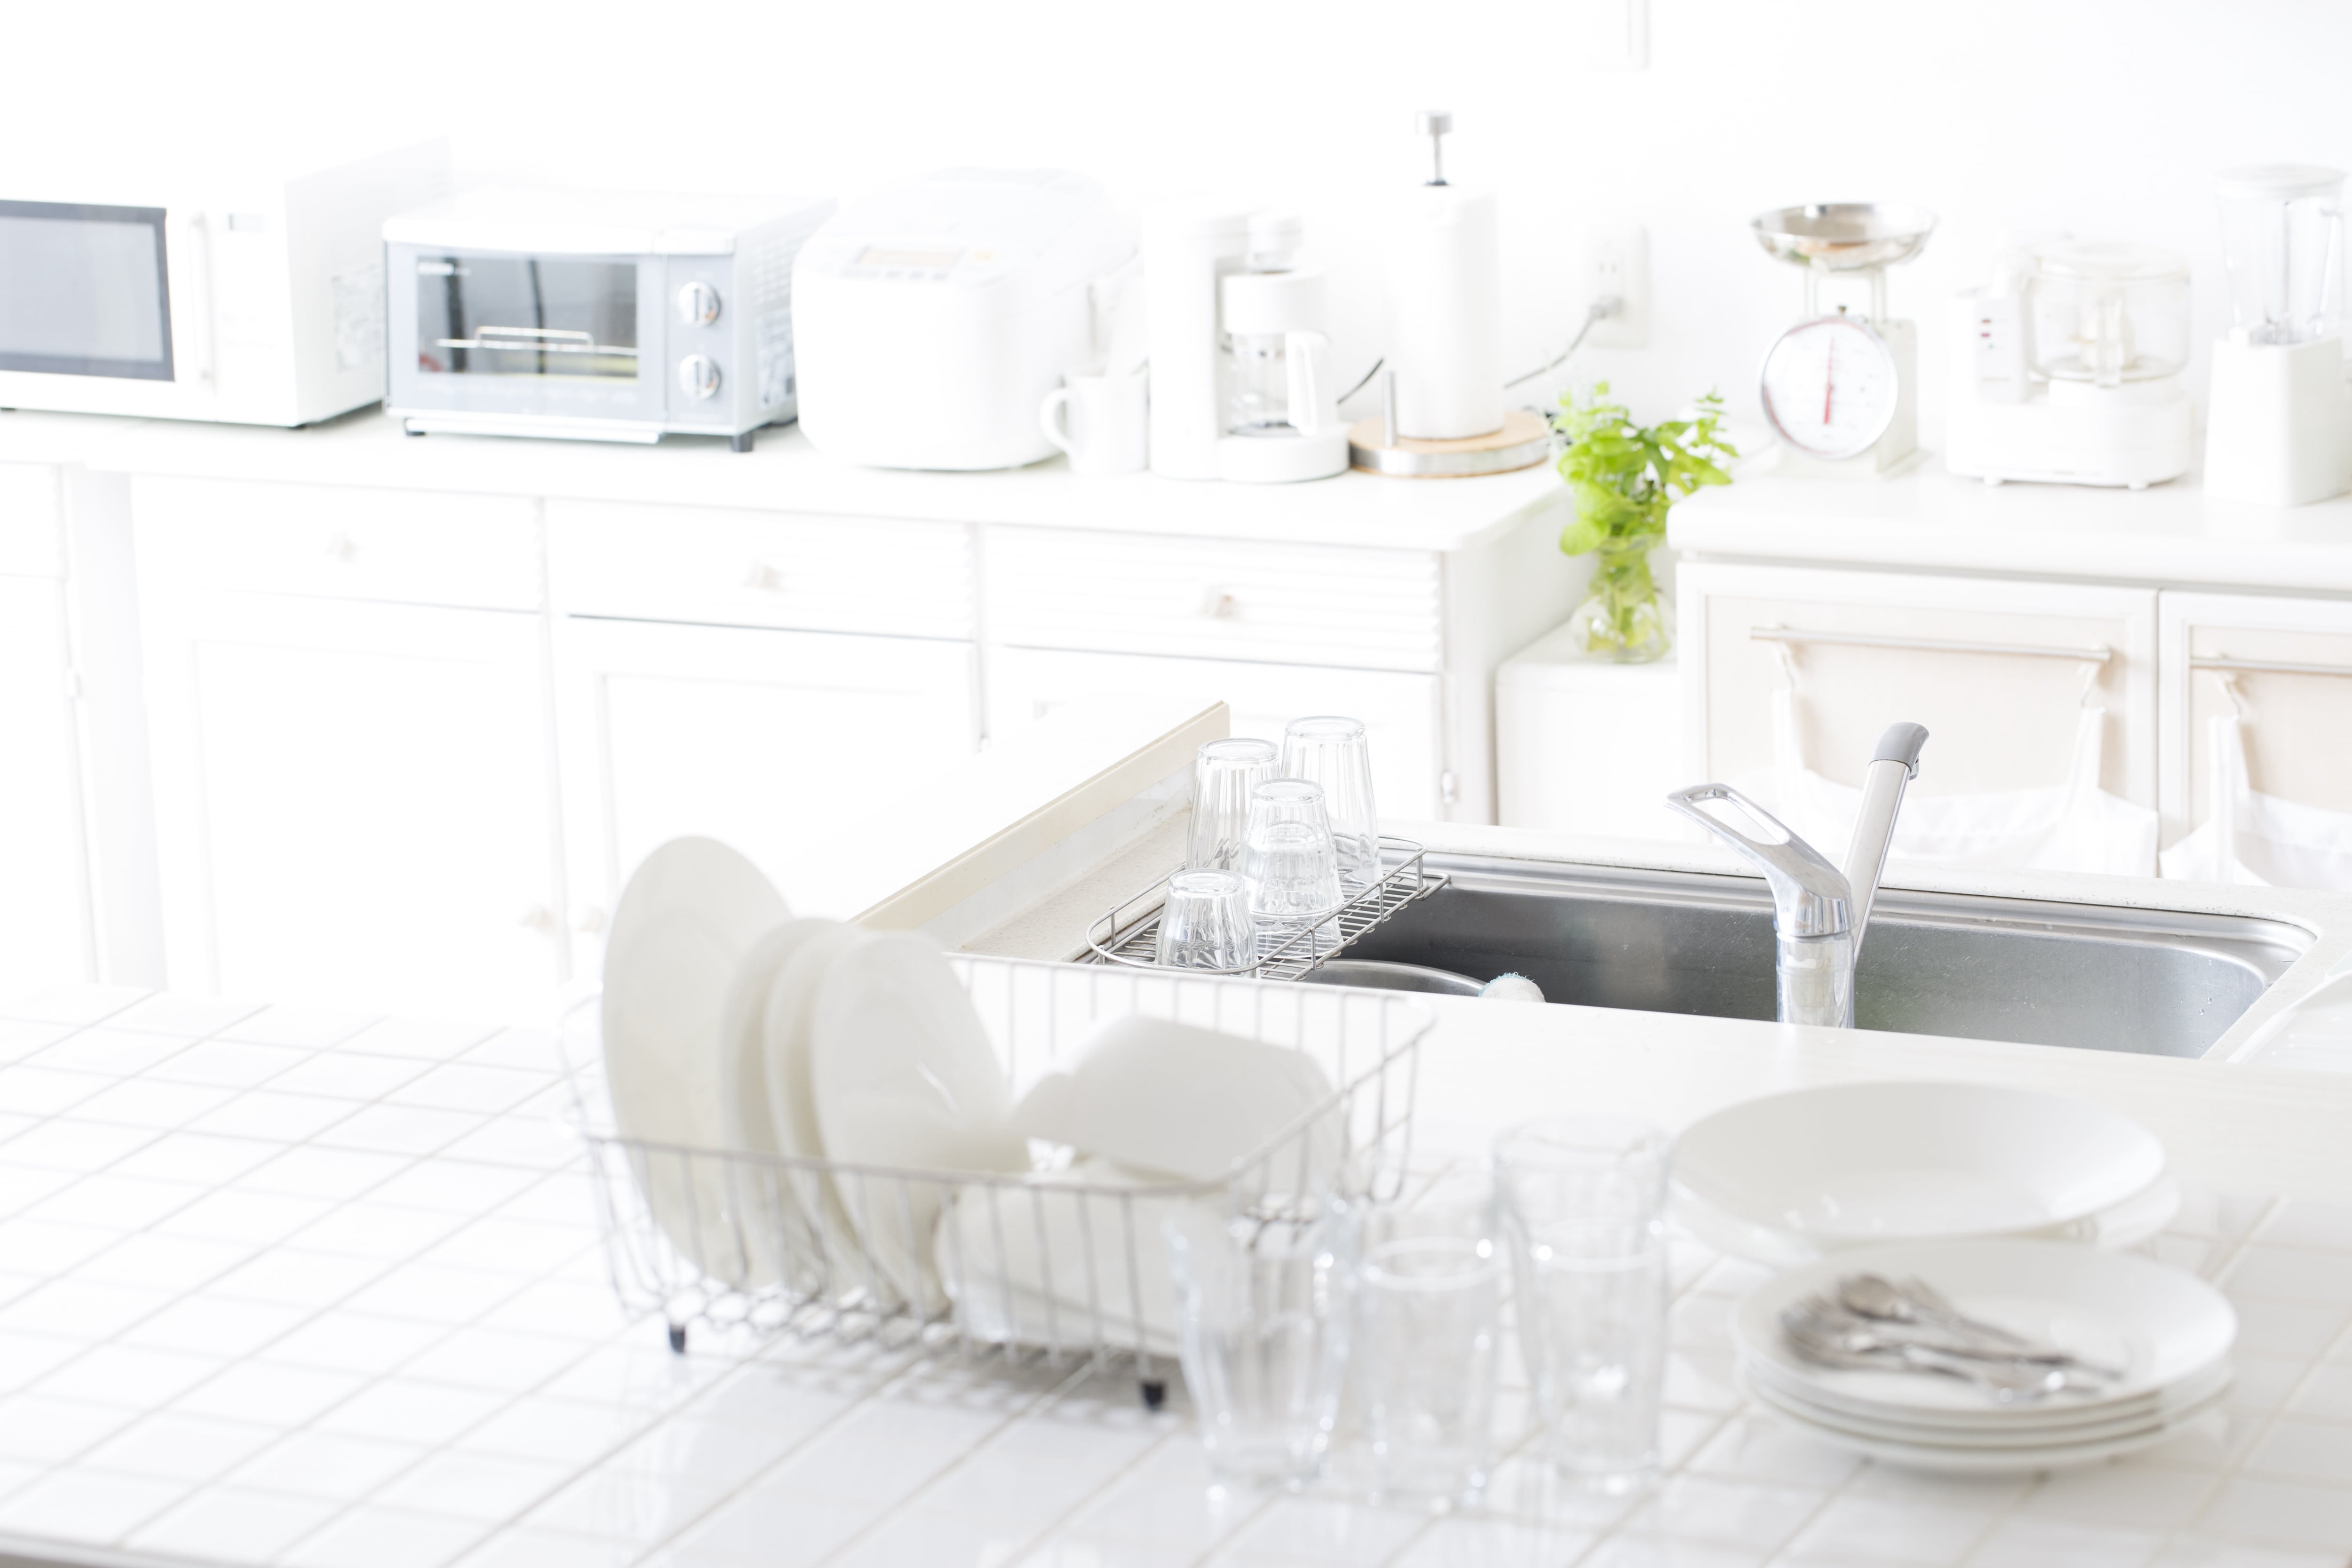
xmin=1387 ymin=185 xmax=1502 ymax=440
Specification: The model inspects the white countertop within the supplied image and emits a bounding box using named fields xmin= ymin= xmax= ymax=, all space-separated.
xmin=1672 ymin=455 xmax=2352 ymax=594
xmin=0 ymin=408 xmax=1563 ymax=554
xmin=0 ymin=974 xmax=2349 ymax=1568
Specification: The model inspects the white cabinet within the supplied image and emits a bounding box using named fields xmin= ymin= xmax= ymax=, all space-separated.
xmin=986 ymin=646 xmax=1442 ymax=819
xmin=139 ymin=589 xmax=567 ymax=1019
xmin=1679 ymin=562 xmax=2160 ymax=806
xmin=0 ymin=464 xmax=95 ymax=994
xmin=555 ymin=616 xmax=978 ymax=935
xmin=2160 ymin=591 xmax=2352 ymax=859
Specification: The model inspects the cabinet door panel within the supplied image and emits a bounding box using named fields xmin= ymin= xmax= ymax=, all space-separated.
xmin=986 ymin=647 xmax=1441 ymax=819
xmin=0 ymin=576 xmax=93 ymax=993
xmin=2161 ymin=591 xmax=2352 ymax=854
xmin=1680 ymin=564 xmax=2159 ymax=804
xmin=134 ymin=476 xmax=541 ymax=610
xmin=0 ymin=464 xmax=63 ymax=577
xmin=557 ymin=618 xmax=979 ymax=933
xmin=143 ymin=592 xmax=564 ymax=1019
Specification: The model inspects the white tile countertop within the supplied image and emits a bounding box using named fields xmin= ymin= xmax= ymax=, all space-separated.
xmin=0 ymin=982 xmax=2350 ymax=1568
xmin=0 ymin=408 xmax=1565 ymax=555
xmin=1670 ymin=455 xmax=2352 ymax=593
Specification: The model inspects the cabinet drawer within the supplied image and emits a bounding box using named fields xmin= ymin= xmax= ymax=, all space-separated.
xmin=548 ymin=500 xmax=972 ymax=638
xmin=0 ymin=464 xmax=62 ymax=577
xmin=985 ymin=526 xmax=1443 ymax=672
xmin=132 ymin=476 xmax=541 ymax=610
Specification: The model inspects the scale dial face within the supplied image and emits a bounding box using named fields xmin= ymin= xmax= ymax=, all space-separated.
xmin=1759 ymin=315 xmax=1900 ymax=461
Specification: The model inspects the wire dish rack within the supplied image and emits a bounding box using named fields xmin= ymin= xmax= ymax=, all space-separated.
xmin=557 ymin=954 xmax=1430 ymax=1396
xmin=1082 ymin=836 xmax=1447 ymax=981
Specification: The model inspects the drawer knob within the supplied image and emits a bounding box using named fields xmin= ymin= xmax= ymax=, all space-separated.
xmin=517 ymin=904 xmax=558 ymax=935
xmin=743 ymin=561 xmax=786 ymax=592
xmin=1201 ymin=589 xmax=1239 ymax=621
xmin=324 ymin=533 xmax=360 ymax=563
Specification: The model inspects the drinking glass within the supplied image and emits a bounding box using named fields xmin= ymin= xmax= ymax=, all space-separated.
xmin=1282 ymin=716 xmax=1380 ymax=892
xmin=1493 ymin=1115 xmax=1672 ymax=1495
xmin=1155 ymin=868 xmax=1255 ymax=971
xmin=1188 ymin=737 xmax=1280 ymax=872
xmin=1240 ymin=779 xmax=1344 ymax=932
xmin=1354 ymin=1236 xmax=1500 ymax=1508
xmin=1165 ymin=1197 xmax=1359 ymax=1490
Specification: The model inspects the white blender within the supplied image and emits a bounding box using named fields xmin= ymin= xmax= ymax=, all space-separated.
xmin=2205 ymin=165 xmax=2351 ymax=506
xmin=1945 ymin=240 xmax=2195 ymax=489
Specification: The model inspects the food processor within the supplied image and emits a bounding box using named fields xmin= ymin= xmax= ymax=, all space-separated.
xmin=2205 ymin=165 xmax=2351 ymax=505
xmin=1945 ymin=239 xmax=2194 ymax=489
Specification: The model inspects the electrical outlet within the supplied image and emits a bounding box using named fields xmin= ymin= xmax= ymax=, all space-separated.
xmin=1581 ymin=225 xmax=1650 ymax=349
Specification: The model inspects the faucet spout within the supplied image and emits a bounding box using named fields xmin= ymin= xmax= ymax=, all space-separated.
xmin=1663 ymin=783 xmax=1856 ymax=1028
xmin=1843 ymin=722 xmax=1929 ymax=962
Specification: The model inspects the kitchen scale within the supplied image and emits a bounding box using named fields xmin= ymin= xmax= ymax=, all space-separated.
xmin=1752 ymin=203 xmax=1938 ymax=478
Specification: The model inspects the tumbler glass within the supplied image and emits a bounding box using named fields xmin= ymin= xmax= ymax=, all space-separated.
xmin=1165 ymin=1197 xmax=1359 ymax=1490
xmin=1355 ymin=1237 xmax=1500 ymax=1508
xmin=1155 ymin=868 xmax=1256 ymax=971
xmin=1282 ymin=716 xmax=1380 ymax=892
xmin=1188 ymin=737 xmax=1281 ymax=872
xmin=1240 ymin=779 xmax=1344 ymax=931
xmin=1493 ymin=1115 xmax=1672 ymax=1495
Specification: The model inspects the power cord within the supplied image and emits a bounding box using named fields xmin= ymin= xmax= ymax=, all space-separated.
xmin=1504 ymin=295 xmax=1625 ymax=391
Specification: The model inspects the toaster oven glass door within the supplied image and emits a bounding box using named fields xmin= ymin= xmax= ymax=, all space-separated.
xmin=414 ymin=256 xmax=638 ymax=381
xmin=0 ymin=201 xmax=174 ymax=381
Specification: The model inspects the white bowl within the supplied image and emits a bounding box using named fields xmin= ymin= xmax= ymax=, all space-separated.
xmin=1676 ymin=1082 xmax=2165 ymax=1249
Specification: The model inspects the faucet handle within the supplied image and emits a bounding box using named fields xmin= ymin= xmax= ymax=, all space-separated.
xmin=1664 ymin=783 xmax=1852 ymax=937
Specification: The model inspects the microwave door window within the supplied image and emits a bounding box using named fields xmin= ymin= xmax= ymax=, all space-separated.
xmin=0 ymin=202 xmax=173 ymax=380
xmin=415 ymin=257 xmax=637 ymax=379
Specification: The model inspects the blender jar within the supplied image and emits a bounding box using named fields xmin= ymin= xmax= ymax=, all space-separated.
xmin=2027 ymin=241 xmax=2190 ymax=388
xmin=2216 ymin=165 xmax=2345 ymax=346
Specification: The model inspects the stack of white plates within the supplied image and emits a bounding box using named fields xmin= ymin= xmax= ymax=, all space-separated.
xmin=1675 ymin=1082 xmax=2180 ymax=1265
xmin=1732 ymin=1239 xmax=2236 ymax=1472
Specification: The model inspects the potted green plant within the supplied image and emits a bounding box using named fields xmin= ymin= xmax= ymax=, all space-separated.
xmin=1552 ymin=383 xmax=1738 ymax=663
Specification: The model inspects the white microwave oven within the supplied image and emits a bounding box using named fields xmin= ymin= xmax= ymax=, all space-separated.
xmin=0 ymin=140 xmax=448 ymax=427
xmin=383 ymin=190 xmax=834 ymax=452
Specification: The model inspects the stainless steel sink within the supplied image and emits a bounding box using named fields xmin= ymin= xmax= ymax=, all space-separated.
xmin=1340 ymin=854 xmax=2310 ymax=1058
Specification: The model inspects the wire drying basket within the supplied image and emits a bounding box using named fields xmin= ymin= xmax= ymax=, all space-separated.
xmin=1082 ymin=836 xmax=1447 ymax=982
xmin=557 ymin=954 xmax=1430 ymax=1395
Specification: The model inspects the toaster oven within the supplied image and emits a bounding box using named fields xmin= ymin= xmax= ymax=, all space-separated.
xmin=384 ymin=190 xmax=833 ymax=451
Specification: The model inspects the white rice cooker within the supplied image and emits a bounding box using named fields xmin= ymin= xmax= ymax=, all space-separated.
xmin=793 ymin=169 xmax=1135 ymax=470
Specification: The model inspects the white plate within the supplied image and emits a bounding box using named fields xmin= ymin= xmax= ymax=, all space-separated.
xmin=1677 ymin=1083 xmax=2165 ymax=1248
xmin=759 ymin=921 xmax=877 ymax=1294
xmin=1744 ymin=1369 xmax=2227 ymax=1473
xmin=601 ymin=837 xmax=790 ymax=1276
xmin=1676 ymin=1174 xmax=2185 ymax=1267
xmin=1732 ymin=1239 xmax=2236 ymax=1422
xmin=1010 ymin=1014 xmax=1337 ymax=1184
xmin=809 ymin=931 xmax=1028 ymax=1313
xmin=714 ymin=917 xmax=840 ymax=1289
xmin=1743 ymin=1355 xmax=2233 ymax=1442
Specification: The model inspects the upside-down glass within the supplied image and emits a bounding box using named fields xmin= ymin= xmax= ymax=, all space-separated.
xmin=1240 ymin=779 xmax=1344 ymax=931
xmin=1494 ymin=1115 xmax=1673 ymax=1495
xmin=1354 ymin=1236 xmax=1500 ymax=1508
xmin=1165 ymin=1197 xmax=1359 ymax=1489
xmin=1155 ymin=868 xmax=1256 ymax=971
xmin=1188 ymin=737 xmax=1281 ymax=872
xmin=1282 ymin=716 xmax=1381 ymax=892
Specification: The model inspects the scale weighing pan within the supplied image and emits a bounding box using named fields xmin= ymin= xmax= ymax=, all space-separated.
xmin=1752 ymin=203 xmax=1938 ymax=271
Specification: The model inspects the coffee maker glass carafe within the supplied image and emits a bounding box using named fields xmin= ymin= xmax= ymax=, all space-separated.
xmin=2217 ymin=165 xmax=2344 ymax=347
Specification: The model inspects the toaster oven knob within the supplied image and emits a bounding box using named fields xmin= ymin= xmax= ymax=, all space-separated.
xmin=675 ymin=281 xmax=721 ymax=327
xmin=677 ymin=355 xmax=722 ymax=401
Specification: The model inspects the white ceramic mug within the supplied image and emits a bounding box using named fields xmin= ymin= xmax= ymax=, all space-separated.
xmin=1040 ymin=368 xmax=1149 ymax=474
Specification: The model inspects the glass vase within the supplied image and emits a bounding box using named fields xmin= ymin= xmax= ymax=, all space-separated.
xmin=1570 ymin=539 xmax=1670 ymax=664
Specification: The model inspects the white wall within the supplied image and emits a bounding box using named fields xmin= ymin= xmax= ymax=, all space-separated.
xmin=13 ymin=0 xmax=2351 ymax=443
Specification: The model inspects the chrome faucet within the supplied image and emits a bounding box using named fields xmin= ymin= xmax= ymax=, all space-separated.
xmin=1664 ymin=723 xmax=1928 ymax=1029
